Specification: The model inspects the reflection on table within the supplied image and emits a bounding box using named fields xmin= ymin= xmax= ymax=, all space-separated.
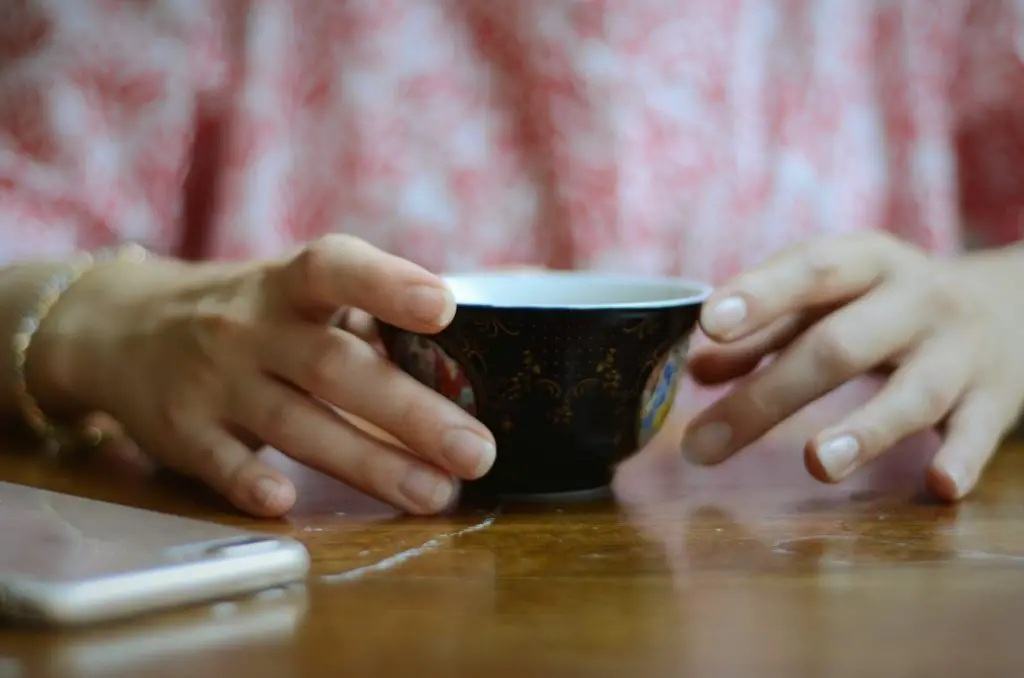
xmin=0 ymin=377 xmax=1022 ymax=677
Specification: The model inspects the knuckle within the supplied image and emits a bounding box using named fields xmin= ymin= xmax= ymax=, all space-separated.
xmin=221 ymin=459 xmax=256 ymax=501
xmin=189 ymin=355 xmax=227 ymax=392
xmin=394 ymin=389 xmax=445 ymax=443
xmin=856 ymin=229 xmax=909 ymax=258
xmin=357 ymin=444 xmax=402 ymax=497
xmin=807 ymin=326 xmax=863 ymax=374
xmin=393 ymin=392 xmax=422 ymax=430
xmin=802 ymin=242 xmax=846 ymax=291
xmin=292 ymin=243 xmax=333 ymax=301
xmin=906 ymin=378 xmax=957 ymax=422
xmin=352 ymin=447 xmax=378 ymax=490
xmin=293 ymin=234 xmax=378 ymax=302
xmin=190 ymin=309 xmax=253 ymax=358
xmin=307 ymin=233 xmax=366 ymax=269
xmin=740 ymin=384 xmax=780 ymax=423
xmin=262 ymin=395 xmax=300 ymax=441
xmin=193 ymin=436 xmax=240 ymax=483
xmin=863 ymin=229 xmax=899 ymax=249
xmin=922 ymin=269 xmax=970 ymax=318
xmin=858 ymin=378 xmax=956 ymax=453
xmin=302 ymin=331 xmax=356 ymax=390
xmin=161 ymin=384 xmax=199 ymax=435
xmin=157 ymin=361 xmax=224 ymax=434
xmin=318 ymin=232 xmax=365 ymax=251
xmin=801 ymin=232 xmax=916 ymax=294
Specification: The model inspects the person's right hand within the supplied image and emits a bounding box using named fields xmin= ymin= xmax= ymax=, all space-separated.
xmin=46 ymin=235 xmax=496 ymax=517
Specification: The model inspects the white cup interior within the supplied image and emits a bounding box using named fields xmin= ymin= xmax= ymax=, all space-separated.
xmin=442 ymin=271 xmax=712 ymax=310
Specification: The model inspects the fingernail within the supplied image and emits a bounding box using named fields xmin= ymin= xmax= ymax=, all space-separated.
xmin=442 ymin=429 xmax=496 ymax=478
xmin=937 ymin=462 xmax=970 ymax=498
xmin=404 ymin=285 xmax=456 ymax=327
xmin=817 ymin=435 xmax=860 ymax=480
xmin=254 ymin=477 xmax=293 ymax=509
xmin=703 ymin=296 xmax=747 ymax=335
xmin=682 ymin=421 xmax=733 ymax=464
xmin=399 ymin=467 xmax=455 ymax=512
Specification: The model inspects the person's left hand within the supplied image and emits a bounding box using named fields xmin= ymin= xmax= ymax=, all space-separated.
xmin=682 ymin=231 xmax=1024 ymax=501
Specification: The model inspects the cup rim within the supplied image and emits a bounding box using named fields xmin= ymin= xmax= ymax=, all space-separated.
xmin=441 ymin=271 xmax=713 ymax=310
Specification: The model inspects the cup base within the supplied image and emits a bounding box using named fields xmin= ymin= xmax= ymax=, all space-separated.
xmin=493 ymin=485 xmax=612 ymax=503
xmin=458 ymin=482 xmax=613 ymax=507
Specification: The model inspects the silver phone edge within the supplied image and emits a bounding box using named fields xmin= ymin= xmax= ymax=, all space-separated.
xmin=2 ymin=538 xmax=311 ymax=627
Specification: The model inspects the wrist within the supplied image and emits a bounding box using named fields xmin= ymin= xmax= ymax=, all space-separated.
xmin=25 ymin=259 xmax=146 ymax=419
xmin=0 ymin=263 xmax=79 ymax=425
xmin=29 ymin=256 xmax=178 ymax=418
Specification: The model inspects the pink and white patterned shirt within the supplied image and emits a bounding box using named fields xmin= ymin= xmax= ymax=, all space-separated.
xmin=2 ymin=1 xmax=1024 ymax=284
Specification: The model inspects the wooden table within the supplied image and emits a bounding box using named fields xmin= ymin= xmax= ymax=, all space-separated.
xmin=1 ymin=378 xmax=1023 ymax=678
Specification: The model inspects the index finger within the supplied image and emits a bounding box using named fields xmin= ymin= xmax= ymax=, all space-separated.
xmin=281 ymin=234 xmax=456 ymax=333
xmin=700 ymin=232 xmax=910 ymax=342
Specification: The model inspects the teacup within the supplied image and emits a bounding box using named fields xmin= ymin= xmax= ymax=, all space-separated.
xmin=379 ymin=271 xmax=711 ymax=498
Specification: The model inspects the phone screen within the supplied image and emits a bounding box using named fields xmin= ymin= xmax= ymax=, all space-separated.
xmin=0 ymin=482 xmax=265 ymax=582
xmin=0 ymin=505 xmax=155 ymax=581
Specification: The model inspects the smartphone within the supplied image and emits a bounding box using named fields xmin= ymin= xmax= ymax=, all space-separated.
xmin=0 ymin=481 xmax=310 ymax=627
xmin=14 ymin=585 xmax=308 ymax=678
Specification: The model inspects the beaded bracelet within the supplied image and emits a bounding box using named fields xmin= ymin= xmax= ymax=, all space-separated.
xmin=11 ymin=243 xmax=148 ymax=453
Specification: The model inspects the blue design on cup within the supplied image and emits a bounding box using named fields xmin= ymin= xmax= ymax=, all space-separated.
xmin=637 ymin=340 xmax=688 ymax=448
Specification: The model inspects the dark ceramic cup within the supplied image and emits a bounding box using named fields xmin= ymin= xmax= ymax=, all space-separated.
xmin=379 ymin=272 xmax=711 ymax=499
